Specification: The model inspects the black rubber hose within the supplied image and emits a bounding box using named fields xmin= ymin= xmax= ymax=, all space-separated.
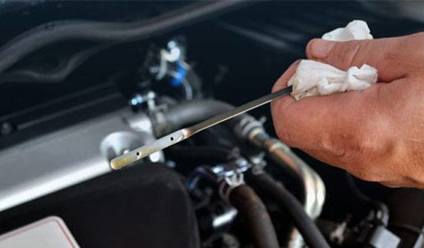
xmin=153 ymin=99 xmax=234 ymax=135
xmin=0 ymin=44 xmax=111 ymax=84
xmin=0 ymin=0 xmax=250 ymax=75
xmin=167 ymin=146 xmax=239 ymax=164
xmin=247 ymin=172 xmax=330 ymax=248
xmin=228 ymin=184 xmax=280 ymax=248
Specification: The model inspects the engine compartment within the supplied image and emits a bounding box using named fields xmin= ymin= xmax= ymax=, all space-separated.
xmin=0 ymin=1 xmax=424 ymax=248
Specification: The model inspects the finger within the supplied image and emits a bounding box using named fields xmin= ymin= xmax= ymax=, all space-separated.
xmin=272 ymin=60 xmax=300 ymax=92
xmin=270 ymin=60 xmax=300 ymax=124
xmin=272 ymin=81 xmax=391 ymax=162
xmin=305 ymin=36 xmax=418 ymax=82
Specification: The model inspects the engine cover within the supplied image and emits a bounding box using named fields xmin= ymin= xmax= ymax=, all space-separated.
xmin=0 ymin=164 xmax=200 ymax=248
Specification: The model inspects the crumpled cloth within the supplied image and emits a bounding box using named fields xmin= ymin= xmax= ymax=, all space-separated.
xmin=322 ymin=20 xmax=373 ymax=41
xmin=288 ymin=20 xmax=378 ymax=100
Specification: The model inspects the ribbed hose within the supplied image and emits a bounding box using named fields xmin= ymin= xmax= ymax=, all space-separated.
xmin=247 ymin=172 xmax=330 ymax=248
xmin=263 ymin=138 xmax=325 ymax=248
xmin=0 ymin=0 xmax=251 ymax=74
xmin=237 ymin=121 xmax=326 ymax=248
xmin=228 ymin=184 xmax=280 ymax=248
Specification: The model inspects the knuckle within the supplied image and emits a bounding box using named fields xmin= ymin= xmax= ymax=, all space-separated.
xmin=356 ymin=134 xmax=380 ymax=156
xmin=317 ymin=131 xmax=364 ymax=163
xmin=403 ymin=33 xmax=424 ymax=66
xmin=379 ymin=34 xmax=424 ymax=72
xmin=346 ymin=41 xmax=363 ymax=64
xmin=318 ymin=134 xmax=344 ymax=157
xmin=381 ymin=49 xmax=399 ymax=64
xmin=333 ymin=40 xmax=367 ymax=68
xmin=343 ymin=120 xmax=396 ymax=183
xmin=353 ymin=112 xmax=393 ymax=158
xmin=320 ymin=133 xmax=382 ymax=182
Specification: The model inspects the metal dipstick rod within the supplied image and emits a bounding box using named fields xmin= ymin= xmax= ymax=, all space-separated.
xmin=111 ymin=86 xmax=293 ymax=170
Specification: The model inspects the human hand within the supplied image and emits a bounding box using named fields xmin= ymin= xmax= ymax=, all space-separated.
xmin=271 ymin=33 xmax=424 ymax=188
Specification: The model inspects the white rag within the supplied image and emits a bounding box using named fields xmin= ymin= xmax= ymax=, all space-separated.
xmin=288 ymin=20 xmax=378 ymax=100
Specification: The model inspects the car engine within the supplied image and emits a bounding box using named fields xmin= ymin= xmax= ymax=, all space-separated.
xmin=0 ymin=1 xmax=424 ymax=248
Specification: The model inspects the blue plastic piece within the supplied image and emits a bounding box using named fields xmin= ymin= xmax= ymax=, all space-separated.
xmin=170 ymin=62 xmax=187 ymax=87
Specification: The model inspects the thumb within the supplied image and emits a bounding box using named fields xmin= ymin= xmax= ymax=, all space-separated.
xmin=305 ymin=37 xmax=408 ymax=82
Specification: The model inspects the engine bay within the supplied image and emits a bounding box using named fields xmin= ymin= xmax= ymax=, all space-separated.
xmin=0 ymin=1 xmax=424 ymax=248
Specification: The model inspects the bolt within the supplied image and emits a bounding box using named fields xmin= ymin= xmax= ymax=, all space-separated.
xmin=0 ymin=122 xmax=14 ymax=135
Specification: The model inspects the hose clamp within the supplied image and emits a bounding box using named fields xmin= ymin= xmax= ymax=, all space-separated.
xmin=219 ymin=172 xmax=245 ymax=203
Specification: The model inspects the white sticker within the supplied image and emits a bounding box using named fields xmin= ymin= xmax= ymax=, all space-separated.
xmin=0 ymin=216 xmax=80 ymax=248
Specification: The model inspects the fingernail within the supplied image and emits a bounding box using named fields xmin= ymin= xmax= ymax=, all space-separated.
xmin=307 ymin=39 xmax=335 ymax=59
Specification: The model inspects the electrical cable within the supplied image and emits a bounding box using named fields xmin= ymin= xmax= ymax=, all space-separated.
xmin=0 ymin=0 xmax=250 ymax=76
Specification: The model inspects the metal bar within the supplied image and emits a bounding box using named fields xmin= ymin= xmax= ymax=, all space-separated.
xmin=110 ymin=86 xmax=292 ymax=170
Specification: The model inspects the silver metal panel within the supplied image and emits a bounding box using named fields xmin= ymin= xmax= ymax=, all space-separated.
xmin=0 ymin=108 xmax=154 ymax=212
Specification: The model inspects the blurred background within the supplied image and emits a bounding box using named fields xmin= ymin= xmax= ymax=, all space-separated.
xmin=0 ymin=1 xmax=423 ymax=248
